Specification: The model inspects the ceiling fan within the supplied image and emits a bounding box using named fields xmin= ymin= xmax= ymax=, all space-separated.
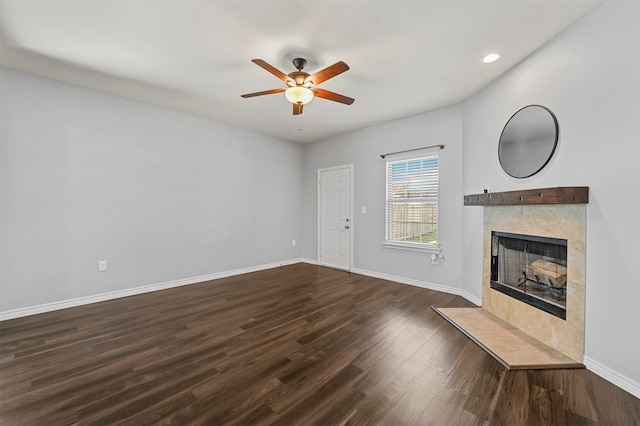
xmin=241 ymin=58 xmax=355 ymax=115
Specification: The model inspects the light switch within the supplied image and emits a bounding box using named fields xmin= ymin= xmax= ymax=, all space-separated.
xmin=361 ymin=206 xmax=367 ymax=214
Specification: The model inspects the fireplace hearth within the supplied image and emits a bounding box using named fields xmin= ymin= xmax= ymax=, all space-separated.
xmin=490 ymin=231 xmax=567 ymax=320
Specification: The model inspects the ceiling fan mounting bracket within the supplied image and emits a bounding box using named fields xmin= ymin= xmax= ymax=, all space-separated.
xmin=292 ymin=57 xmax=307 ymax=71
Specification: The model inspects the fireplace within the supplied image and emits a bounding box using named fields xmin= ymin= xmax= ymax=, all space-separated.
xmin=490 ymin=232 xmax=567 ymax=320
xmin=475 ymin=191 xmax=588 ymax=362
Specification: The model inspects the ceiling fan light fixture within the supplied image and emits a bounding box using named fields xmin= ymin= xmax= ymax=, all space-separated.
xmin=285 ymin=86 xmax=314 ymax=105
xmin=241 ymin=58 xmax=353 ymax=114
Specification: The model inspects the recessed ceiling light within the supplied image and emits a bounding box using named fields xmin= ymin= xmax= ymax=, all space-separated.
xmin=483 ymin=53 xmax=500 ymax=63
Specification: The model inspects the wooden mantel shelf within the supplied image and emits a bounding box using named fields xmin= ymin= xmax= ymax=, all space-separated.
xmin=464 ymin=186 xmax=589 ymax=206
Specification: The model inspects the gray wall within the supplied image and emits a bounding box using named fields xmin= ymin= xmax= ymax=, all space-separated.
xmin=1 ymin=68 xmax=304 ymax=311
xmin=1 ymin=0 xmax=637 ymax=396
xmin=302 ymin=104 xmax=464 ymax=292
xmin=461 ymin=1 xmax=639 ymax=388
xmin=302 ymin=0 xmax=639 ymax=393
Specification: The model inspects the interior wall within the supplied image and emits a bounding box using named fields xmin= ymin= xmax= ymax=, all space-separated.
xmin=302 ymin=104 xmax=464 ymax=293
xmin=0 ymin=67 xmax=304 ymax=312
xmin=462 ymin=1 xmax=639 ymax=388
xmin=1 ymin=0 xmax=637 ymax=397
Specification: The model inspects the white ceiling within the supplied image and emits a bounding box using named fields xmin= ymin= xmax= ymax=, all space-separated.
xmin=0 ymin=0 xmax=600 ymax=143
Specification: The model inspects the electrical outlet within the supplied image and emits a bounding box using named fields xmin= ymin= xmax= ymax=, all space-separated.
xmin=292 ymin=240 xmax=296 ymax=246
xmin=98 ymin=260 xmax=108 ymax=272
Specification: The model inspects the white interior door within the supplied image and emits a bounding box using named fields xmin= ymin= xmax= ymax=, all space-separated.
xmin=318 ymin=165 xmax=352 ymax=271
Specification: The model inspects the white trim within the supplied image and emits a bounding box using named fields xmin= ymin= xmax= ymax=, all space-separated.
xmin=5 ymin=260 xmax=637 ymax=400
xmin=307 ymin=262 xmax=481 ymax=306
xmin=383 ymin=241 xmax=442 ymax=254
xmin=583 ymin=356 xmax=640 ymax=399
xmin=351 ymin=268 xmax=639 ymax=398
xmin=459 ymin=289 xmax=482 ymax=306
xmin=351 ymin=267 xmax=460 ymax=296
xmin=317 ymin=164 xmax=354 ymax=272
xmin=384 ymin=153 xmax=440 ymax=250
xmin=0 ymin=258 xmax=303 ymax=321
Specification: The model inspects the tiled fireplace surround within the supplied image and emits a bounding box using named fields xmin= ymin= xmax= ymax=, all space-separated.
xmin=483 ymin=204 xmax=586 ymax=362
xmin=466 ymin=187 xmax=588 ymax=363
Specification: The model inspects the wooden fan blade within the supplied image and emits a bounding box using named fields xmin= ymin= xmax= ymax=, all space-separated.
xmin=312 ymin=88 xmax=355 ymax=105
xmin=293 ymin=103 xmax=303 ymax=115
xmin=305 ymin=61 xmax=349 ymax=85
xmin=251 ymin=59 xmax=292 ymax=83
xmin=241 ymin=88 xmax=286 ymax=98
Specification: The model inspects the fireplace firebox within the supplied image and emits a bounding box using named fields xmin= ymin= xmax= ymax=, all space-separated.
xmin=490 ymin=231 xmax=567 ymax=320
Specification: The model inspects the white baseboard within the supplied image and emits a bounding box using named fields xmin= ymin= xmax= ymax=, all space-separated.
xmin=459 ymin=289 xmax=482 ymax=306
xmin=583 ymin=355 xmax=640 ymax=399
xmin=303 ymin=261 xmax=482 ymax=306
xmin=350 ymin=267 xmax=461 ymax=297
xmin=4 ymin=260 xmax=637 ymax=401
xmin=0 ymin=258 xmax=303 ymax=321
xmin=348 ymin=268 xmax=640 ymax=399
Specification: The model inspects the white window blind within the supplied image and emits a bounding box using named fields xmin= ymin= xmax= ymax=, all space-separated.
xmin=385 ymin=153 xmax=439 ymax=249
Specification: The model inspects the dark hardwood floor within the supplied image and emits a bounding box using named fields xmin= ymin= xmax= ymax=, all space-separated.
xmin=1 ymin=263 xmax=638 ymax=425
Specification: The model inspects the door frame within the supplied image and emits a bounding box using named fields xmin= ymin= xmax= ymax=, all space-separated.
xmin=317 ymin=164 xmax=354 ymax=271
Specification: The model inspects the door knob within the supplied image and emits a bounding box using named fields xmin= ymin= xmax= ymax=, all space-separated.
xmin=345 ymin=225 xmax=350 ymax=229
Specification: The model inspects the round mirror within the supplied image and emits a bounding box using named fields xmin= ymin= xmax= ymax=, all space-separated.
xmin=498 ymin=105 xmax=559 ymax=178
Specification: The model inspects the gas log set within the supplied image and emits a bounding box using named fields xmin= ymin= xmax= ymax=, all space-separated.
xmin=490 ymin=231 xmax=568 ymax=320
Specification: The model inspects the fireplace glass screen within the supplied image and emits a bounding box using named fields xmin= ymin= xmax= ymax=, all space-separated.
xmin=491 ymin=231 xmax=567 ymax=320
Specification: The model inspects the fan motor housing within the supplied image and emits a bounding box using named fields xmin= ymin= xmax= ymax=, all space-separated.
xmin=288 ymin=71 xmax=311 ymax=86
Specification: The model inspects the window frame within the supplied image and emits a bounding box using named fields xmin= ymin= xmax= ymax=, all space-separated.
xmin=384 ymin=151 xmax=441 ymax=254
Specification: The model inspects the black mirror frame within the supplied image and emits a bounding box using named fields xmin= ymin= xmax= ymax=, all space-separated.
xmin=498 ymin=104 xmax=559 ymax=179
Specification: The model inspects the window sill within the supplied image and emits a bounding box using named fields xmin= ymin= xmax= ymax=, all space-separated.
xmin=383 ymin=241 xmax=442 ymax=254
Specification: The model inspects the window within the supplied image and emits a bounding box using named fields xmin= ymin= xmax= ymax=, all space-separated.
xmin=385 ymin=153 xmax=439 ymax=251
